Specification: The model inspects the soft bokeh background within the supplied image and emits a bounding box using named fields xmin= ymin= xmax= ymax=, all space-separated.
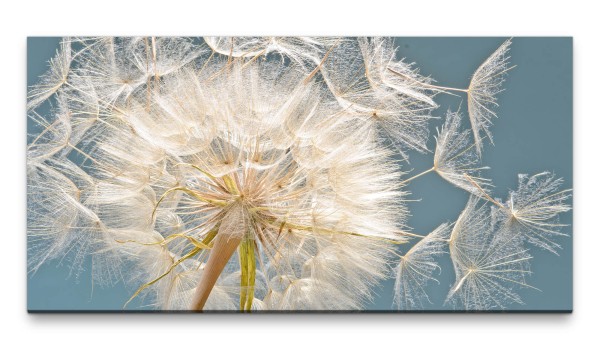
xmin=27 ymin=37 xmax=573 ymax=312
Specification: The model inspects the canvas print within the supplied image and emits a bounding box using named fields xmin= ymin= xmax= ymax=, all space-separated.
xmin=27 ymin=37 xmax=572 ymax=312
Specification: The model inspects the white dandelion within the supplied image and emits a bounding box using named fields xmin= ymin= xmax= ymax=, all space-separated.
xmin=27 ymin=37 xmax=409 ymax=311
xmin=27 ymin=36 xmax=571 ymax=312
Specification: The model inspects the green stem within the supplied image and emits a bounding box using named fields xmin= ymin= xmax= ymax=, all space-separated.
xmin=239 ymin=236 xmax=256 ymax=312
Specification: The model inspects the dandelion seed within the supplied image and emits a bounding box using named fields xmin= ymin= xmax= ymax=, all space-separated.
xmin=432 ymin=110 xmax=492 ymax=195
xmin=393 ymin=223 xmax=452 ymax=310
xmin=447 ymin=197 xmax=534 ymax=310
xmin=467 ymin=39 xmax=513 ymax=155
xmin=27 ymin=39 xmax=72 ymax=111
xmin=501 ymin=172 xmax=572 ymax=254
xmin=360 ymin=37 xmax=437 ymax=107
xmin=319 ymin=37 xmax=437 ymax=158
xmin=27 ymin=97 xmax=71 ymax=163
xmin=399 ymin=109 xmax=492 ymax=193
xmin=204 ymin=36 xmax=338 ymax=69
xmin=68 ymin=37 xmax=206 ymax=106
xmin=388 ymin=39 xmax=512 ymax=156
xmin=27 ymin=159 xmax=124 ymax=286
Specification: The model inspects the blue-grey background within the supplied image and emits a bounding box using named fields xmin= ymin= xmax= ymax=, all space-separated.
xmin=27 ymin=37 xmax=573 ymax=311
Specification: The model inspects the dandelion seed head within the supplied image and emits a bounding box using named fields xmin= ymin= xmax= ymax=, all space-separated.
xmin=434 ymin=110 xmax=491 ymax=195
xmin=27 ymin=37 xmax=571 ymax=312
xmin=27 ymin=37 xmax=418 ymax=310
xmin=467 ymin=39 xmax=513 ymax=155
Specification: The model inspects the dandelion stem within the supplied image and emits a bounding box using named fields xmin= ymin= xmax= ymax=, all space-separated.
xmin=400 ymin=231 xmax=426 ymax=239
xmin=450 ymin=270 xmax=472 ymax=295
xmin=387 ymin=68 xmax=469 ymax=94
xmin=400 ymin=167 xmax=435 ymax=185
xmin=303 ymin=39 xmax=341 ymax=84
xmin=463 ymin=174 xmax=505 ymax=209
xmin=28 ymin=117 xmax=61 ymax=148
xmin=151 ymin=37 xmax=158 ymax=83
xmin=191 ymin=232 xmax=243 ymax=311
xmin=144 ymin=37 xmax=151 ymax=112
xmin=241 ymin=47 xmax=268 ymax=69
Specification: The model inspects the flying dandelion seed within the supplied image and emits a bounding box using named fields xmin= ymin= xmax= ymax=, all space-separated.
xmin=432 ymin=109 xmax=492 ymax=195
xmin=393 ymin=223 xmax=452 ymax=310
xmin=446 ymin=196 xmax=535 ymax=310
xmin=500 ymin=172 xmax=572 ymax=255
xmin=27 ymin=37 xmax=572 ymax=312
